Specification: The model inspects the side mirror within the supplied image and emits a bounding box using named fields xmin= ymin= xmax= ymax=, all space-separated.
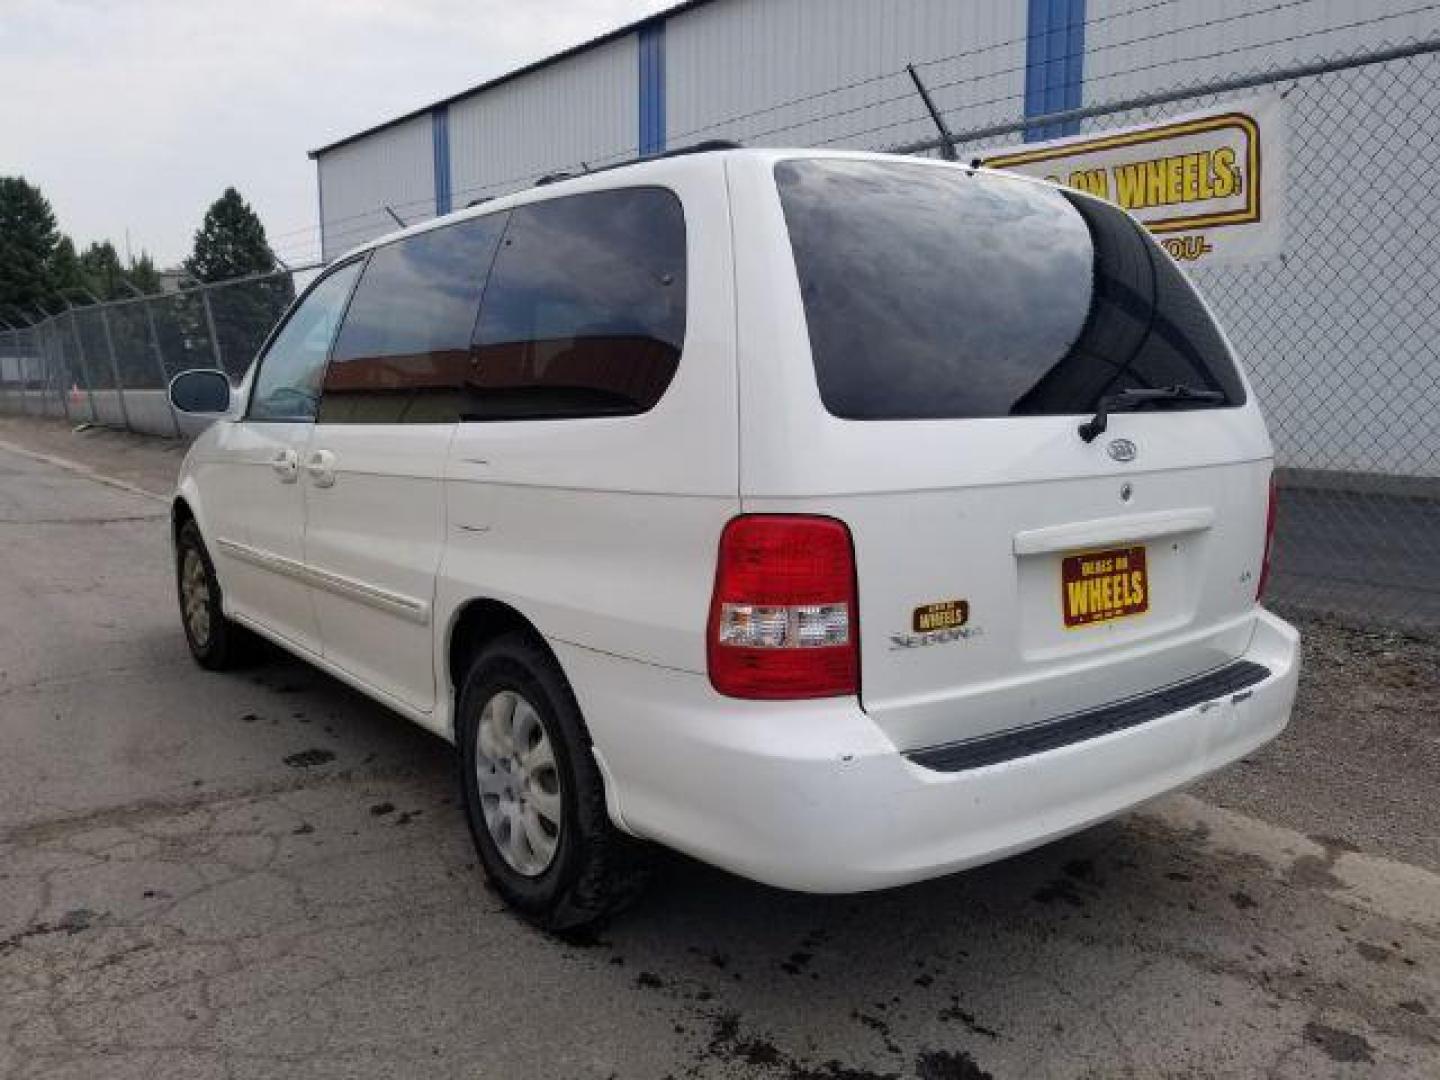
xmin=169 ymin=369 xmax=232 ymax=415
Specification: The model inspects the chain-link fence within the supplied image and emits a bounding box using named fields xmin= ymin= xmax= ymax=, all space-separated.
xmin=0 ymin=269 xmax=306 ymax=438
xmin=894 ymin=41 xmax=1440 ymax=633
xmin=2 ymin=40 xmax=1437 ymax=632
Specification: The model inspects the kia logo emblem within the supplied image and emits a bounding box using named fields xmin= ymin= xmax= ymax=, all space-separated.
xmin=1107 ymin=438 xmax=1137 ymax=463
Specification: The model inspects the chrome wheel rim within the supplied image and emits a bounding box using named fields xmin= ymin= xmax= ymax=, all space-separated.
xmin=474 ymin=690 xmax=562 ymax=876
xmin=181 ymin=549 xmax=211 ymax=647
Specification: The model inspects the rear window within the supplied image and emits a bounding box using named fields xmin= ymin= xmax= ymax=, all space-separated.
xmin=774 ymin=158 xmax=1245 ymax=421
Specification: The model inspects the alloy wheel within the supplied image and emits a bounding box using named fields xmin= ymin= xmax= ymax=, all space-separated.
xmin=474 ymin=690 xmax=563 ymax=876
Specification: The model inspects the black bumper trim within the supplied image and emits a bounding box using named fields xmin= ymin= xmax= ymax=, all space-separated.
xmin=905 ymin=660 xmax=1272 ymax=773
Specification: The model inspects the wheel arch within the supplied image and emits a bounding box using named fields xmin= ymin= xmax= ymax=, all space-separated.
xmin=446 ymin=598 xmax=555 ymax=722
xmin=171 ymin=495 xmax=196 ymax=547
xmin=444 ymin=597 xmax=630 ymax=834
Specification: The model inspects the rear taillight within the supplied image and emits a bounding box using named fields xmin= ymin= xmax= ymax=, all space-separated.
xmin=707 ymin=515 xmax=859 ymax=699
xmin=1257 ymin=472 xmax=1278 ymax=601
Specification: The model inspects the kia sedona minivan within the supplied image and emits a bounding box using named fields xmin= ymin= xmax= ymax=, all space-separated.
xmin=168 ymin=147 xmax=1300 ymax=930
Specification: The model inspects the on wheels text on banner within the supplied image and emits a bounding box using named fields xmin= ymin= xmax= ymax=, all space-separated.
xmin=982 ymin=95 xmax=1287 ymax=266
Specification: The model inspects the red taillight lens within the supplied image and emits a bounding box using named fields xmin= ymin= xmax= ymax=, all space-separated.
xmin=707 ymin=515 xmax=859 ymax=699
xmin=1257 ymin=472 xmax=1278 ymax=601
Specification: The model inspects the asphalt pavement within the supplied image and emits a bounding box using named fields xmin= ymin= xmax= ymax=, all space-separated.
xmin=0 ymin=427 xmax=1437 ymax=1079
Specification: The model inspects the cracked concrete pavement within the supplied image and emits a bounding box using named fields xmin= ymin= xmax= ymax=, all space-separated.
xmin=0 ymin=418 xmax=1437 ymax=1079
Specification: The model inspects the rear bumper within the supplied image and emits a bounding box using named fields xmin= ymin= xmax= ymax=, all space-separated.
xmin=556 ymin=608 xmax=1300 ymax=893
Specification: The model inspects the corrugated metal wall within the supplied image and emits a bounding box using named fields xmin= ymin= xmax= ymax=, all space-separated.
xmin=665 ymin=0 xmax=1026 ymax=151
xmin=314 ymin=0 xmax=1440 ymax=258
xmin=313 ymin=0 xmax=1032 ymax=261
xmin=1083 ymin=0 xmax=1438 ymax=104
xmin=317 ymin=114 xmax=434 ymax=262
xmin=448 ymin=34 xmax=638 ymax=209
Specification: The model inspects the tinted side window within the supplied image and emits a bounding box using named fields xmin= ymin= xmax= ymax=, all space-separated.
xmin=465 ymin=188 xmax=686 ymax=421
xmin=319 ymin=215 xmax=508 ymax=423
xmin=248 ymin=260 xmax=363 ymax=422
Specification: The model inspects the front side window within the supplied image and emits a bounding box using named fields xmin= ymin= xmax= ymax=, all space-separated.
xmin=248 ymin=259 xmax=363 ymax=422
xmin=319 ymin=214 xmax=508 ymax=423
xmin=775 ymin=158 xmax=1245 ymax=420
xmin=465 ymin=187 xmax=686 ymax=421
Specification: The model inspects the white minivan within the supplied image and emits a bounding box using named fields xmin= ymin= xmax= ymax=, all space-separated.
xmin=169 ymin=147 xmax=1300 ymax=930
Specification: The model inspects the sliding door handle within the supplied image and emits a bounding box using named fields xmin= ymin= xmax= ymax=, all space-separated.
xmin=270 ymin=448 xmax=298 ymax=483
xmin=305 ymin=449 xmax=337 ymax=488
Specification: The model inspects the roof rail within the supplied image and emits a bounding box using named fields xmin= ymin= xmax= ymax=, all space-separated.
xmin=532 ymin=140 xmax=743 ymax=188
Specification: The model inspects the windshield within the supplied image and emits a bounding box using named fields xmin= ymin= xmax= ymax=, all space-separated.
xmin=774 ymin=158 xmax=1246 ymax=421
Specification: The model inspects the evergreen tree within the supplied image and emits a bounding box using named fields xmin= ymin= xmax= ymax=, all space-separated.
xmin=0 ymin=176 xmax=61 ymax=321
xmin=79 ymin=240 xmax=128 ymax=300
xmin=184 ymin=188 xmax=289 ymax=376
xmin=47 ymin=236 xmax=87 ymax=304
xmin=128 ymin=252 xmax=161 ymax=295
xmin=186 ymin=188 xmax=276 ymax=283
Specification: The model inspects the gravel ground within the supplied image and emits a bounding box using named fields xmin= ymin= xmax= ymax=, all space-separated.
xmin=1 ymin=415 xmax=1438 ymax=1078
xmin=1196 ymin=613 xmax=1440 ymax=872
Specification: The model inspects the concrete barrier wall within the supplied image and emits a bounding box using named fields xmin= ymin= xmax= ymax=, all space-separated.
xmin=1 ymin=389 xmax=211 ymax=439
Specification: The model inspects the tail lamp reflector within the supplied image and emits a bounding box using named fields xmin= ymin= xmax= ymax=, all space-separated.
xmin=707 ymin=516 xmax=858 ymax=699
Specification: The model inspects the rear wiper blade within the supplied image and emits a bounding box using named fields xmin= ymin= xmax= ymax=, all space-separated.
xmin=1078 ymin=385 xmax=1225 ymax=443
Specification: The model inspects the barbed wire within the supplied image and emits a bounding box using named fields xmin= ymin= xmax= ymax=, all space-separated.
xmin=286 ymin=8 xmax=1440 ymax=263
xmin=271 ymin=0 xmax=1385 ymax=254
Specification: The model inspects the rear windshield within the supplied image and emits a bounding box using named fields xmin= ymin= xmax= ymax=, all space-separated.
xmin=774 ymin=158 xmax=1246 ymax=421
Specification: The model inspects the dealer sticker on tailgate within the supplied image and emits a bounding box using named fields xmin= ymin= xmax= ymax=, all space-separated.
xmin=1062 ymin=545 xmax=1149 ymax=628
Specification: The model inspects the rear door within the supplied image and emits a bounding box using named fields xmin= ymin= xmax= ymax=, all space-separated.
xmin=731 ymin=155 xmax=1274 ymax=752
xmin=303 ymin=213 xmax=507 ymax=712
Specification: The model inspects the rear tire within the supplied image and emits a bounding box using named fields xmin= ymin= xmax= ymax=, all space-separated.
xmin=457 ymin=633 xmax=649 ymax=931
xmin=175 ymin=519 xmax=251 ymax=670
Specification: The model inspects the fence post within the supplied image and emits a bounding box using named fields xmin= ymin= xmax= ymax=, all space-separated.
xmin=65 ymin=308 xmax=98 ymax=423
xmin=141 ymin=297 xmax=182 ymax=437
xmin=1 ymin=329 xmax=13 ymax=415
xmin=8 ymin=328 xmax=27 ymax=416
xmin=21 ymin=329 xmax=34 ymax=416
xmin=1 ymin=329 xmax=12 ymax=414
xmin=97 ymin=305 xmax=132 ymax=432
xmin=50 ymin=323 xmax=72 ymax=423
xmin=198 ymin=288 xmax=225 ymax=374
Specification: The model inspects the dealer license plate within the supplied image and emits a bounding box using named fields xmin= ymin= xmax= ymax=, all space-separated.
xmin=1062 ymin=545 xmax=1149 ymax=628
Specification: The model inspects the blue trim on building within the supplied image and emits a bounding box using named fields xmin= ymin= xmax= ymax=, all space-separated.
xmin=432 ymin=106 xmax=452 ymax=215
xmin=1024 ymin=0 xmax=1086 ymax=142
xmin=638 ymin=22 xmax=666 ymax=156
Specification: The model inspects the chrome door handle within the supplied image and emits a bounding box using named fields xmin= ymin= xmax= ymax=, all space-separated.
xmin=270 ymin=448 xmax=298 ymax=483
xmin=305 ymin=449 xmax=337 ymax=488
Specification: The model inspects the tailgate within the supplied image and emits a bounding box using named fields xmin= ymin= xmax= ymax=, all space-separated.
xmin=729 ymin=152 xmax=1276 ymax=751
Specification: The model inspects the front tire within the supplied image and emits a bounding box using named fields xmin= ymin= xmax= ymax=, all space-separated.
xmin=457 ymin=633 xmax=648 ymax=931
xmin=175 ymin=519 xmax=250 ymax=670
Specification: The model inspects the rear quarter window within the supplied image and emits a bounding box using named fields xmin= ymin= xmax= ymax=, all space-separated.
xmin=464 ymin=187 xmax=686 ymax=421
xmin=774 ymin=158 xmax=1245 ymax=420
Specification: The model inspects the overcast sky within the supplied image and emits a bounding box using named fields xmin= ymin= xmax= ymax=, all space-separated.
xmin=1 ymin=0 xmax=673 ymax=269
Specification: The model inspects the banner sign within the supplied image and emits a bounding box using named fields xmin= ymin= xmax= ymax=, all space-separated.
xmin=981 ymin=95 xmax=1286 ymax=265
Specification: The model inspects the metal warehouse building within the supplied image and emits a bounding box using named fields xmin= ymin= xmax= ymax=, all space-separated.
xmin=308 ymin=0 xmax=1440 ymax=485
xmin=310 ymin=0 xmax=1434 ymax=259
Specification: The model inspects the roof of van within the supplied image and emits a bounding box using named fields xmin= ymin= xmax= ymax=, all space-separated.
xmin=328 ymin=149 xmax=1070 ymax=267
xmin=308 ymin=0 xmax=718 ymax=159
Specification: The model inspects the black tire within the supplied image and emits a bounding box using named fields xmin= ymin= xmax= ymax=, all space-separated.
xmin=457 ymin=633 xmax=649 ymax=931
xmin=175 ymin=519 xmax=251 ymax=670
